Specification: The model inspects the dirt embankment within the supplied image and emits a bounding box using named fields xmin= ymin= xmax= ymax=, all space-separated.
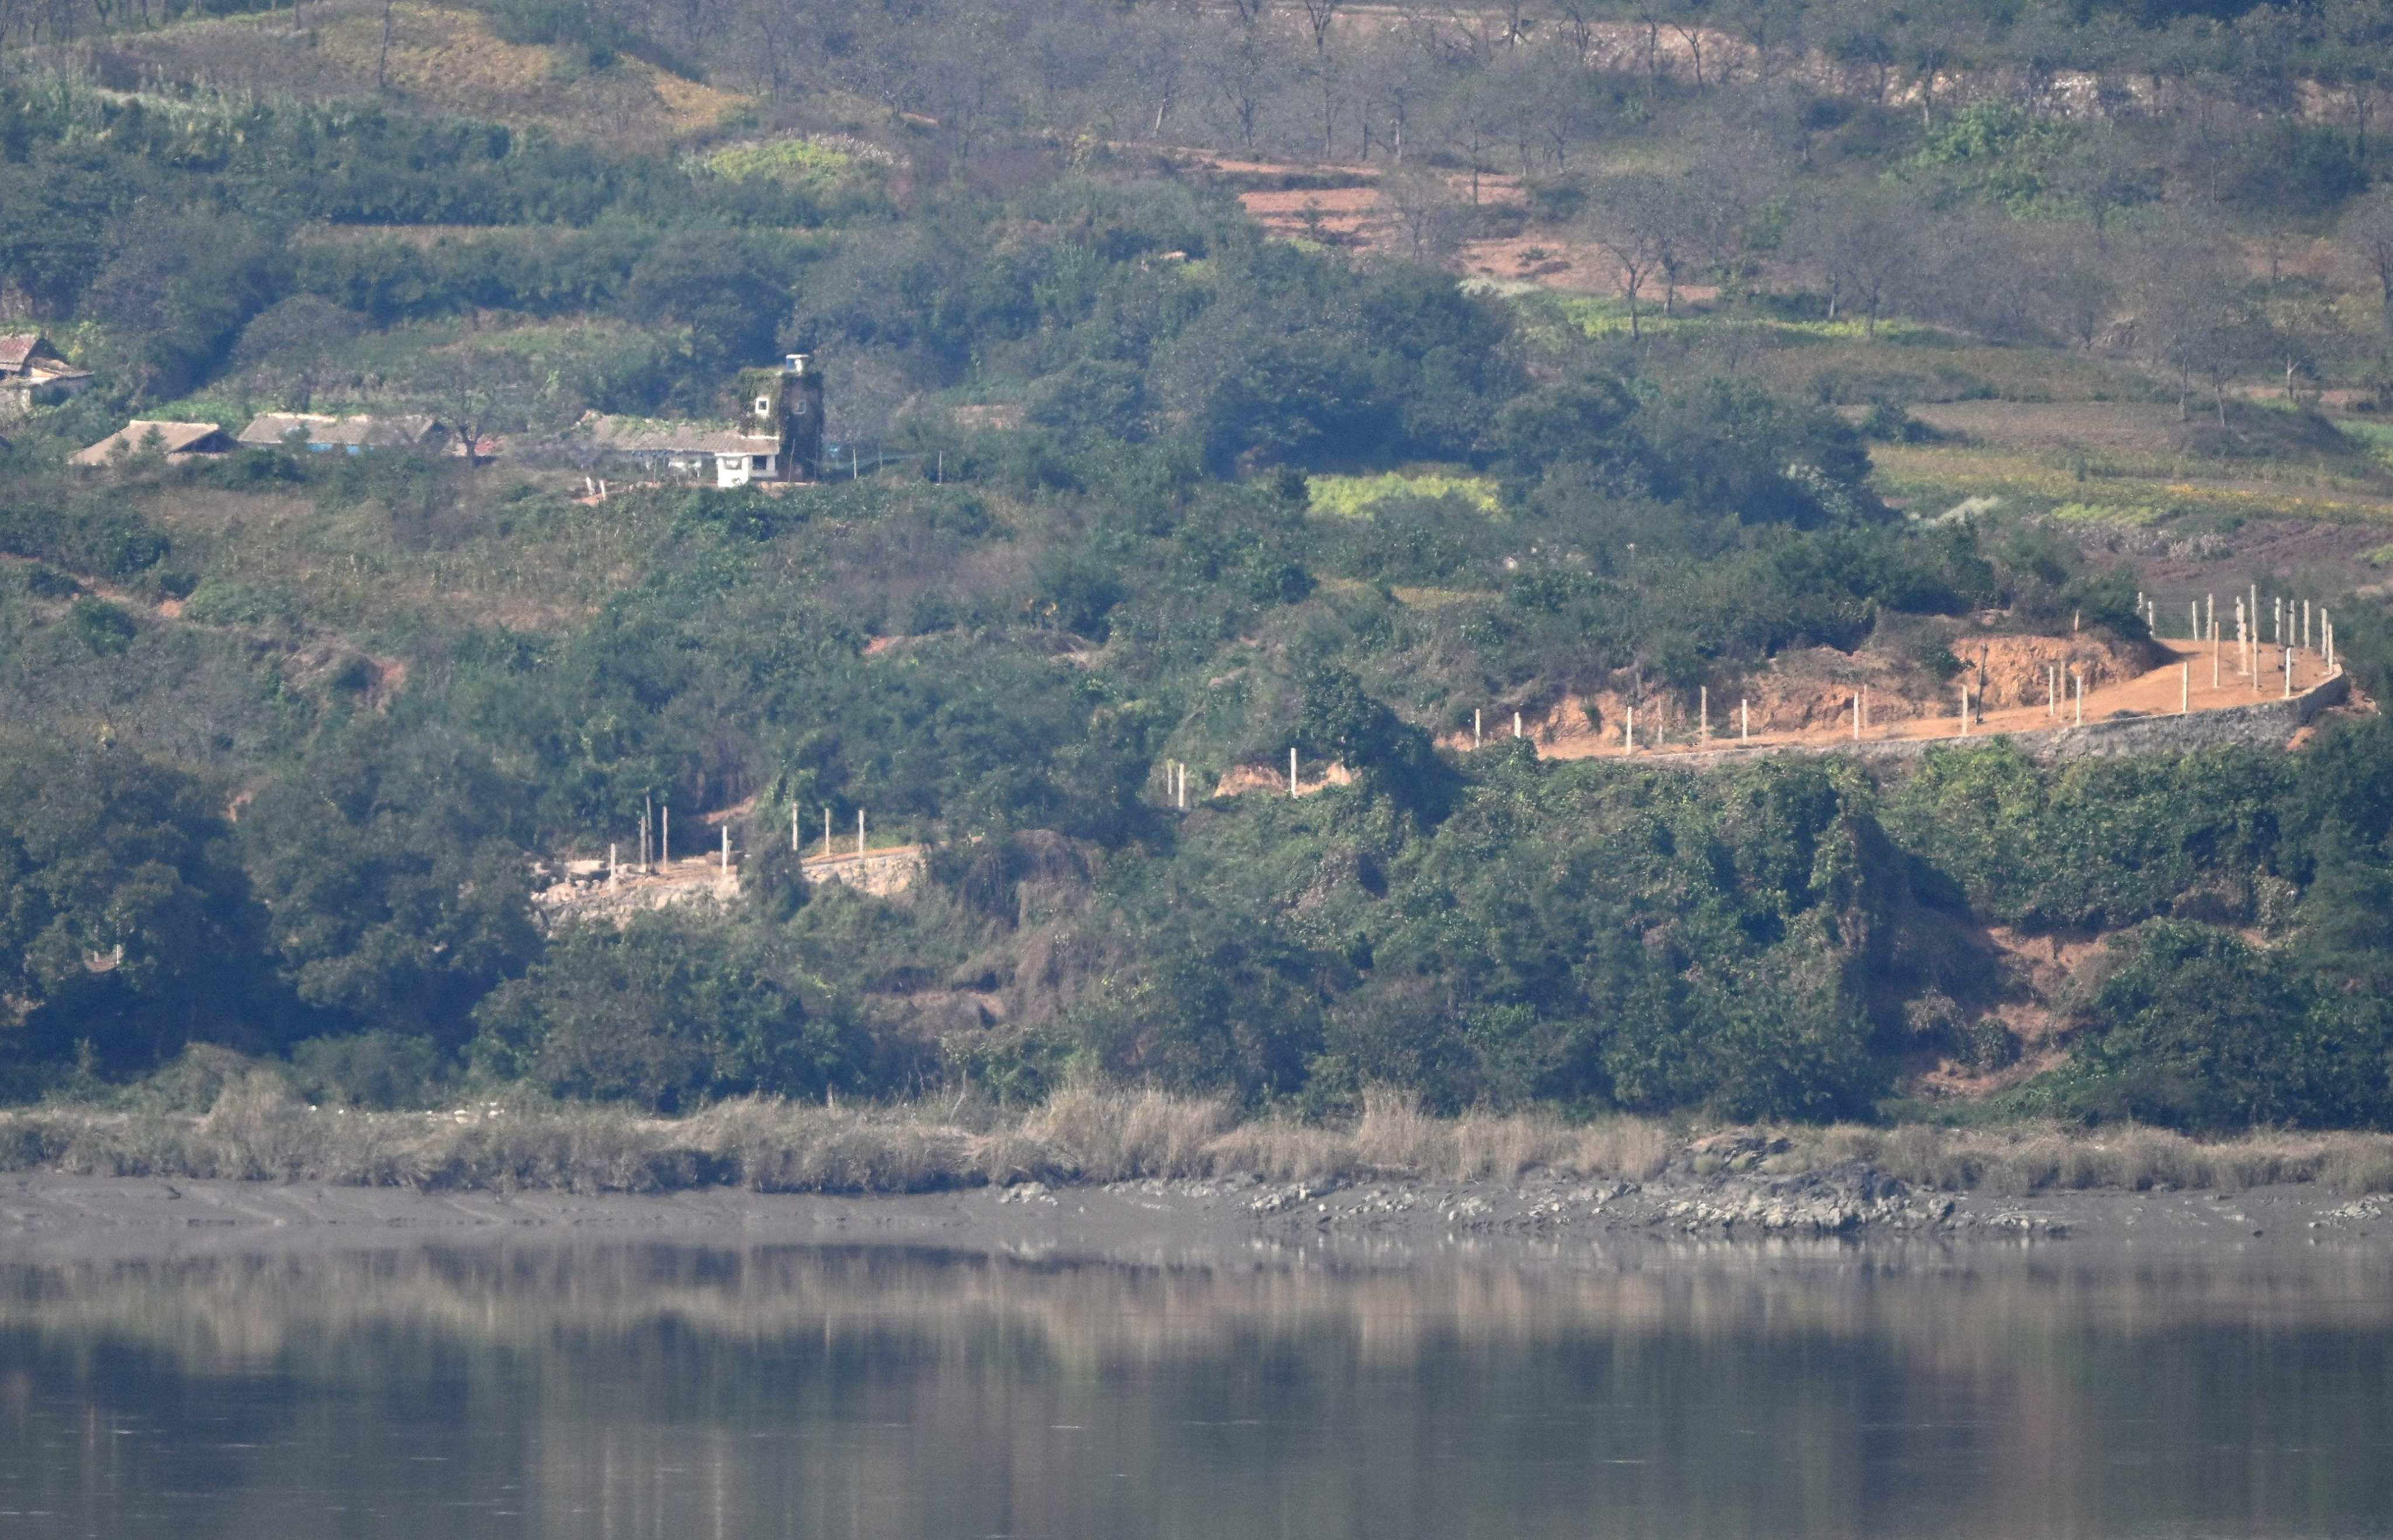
xmin=1250 ymin=631 xmax=2339 ymax=796
xmin=1434 ymin=632 xmax=2158 ymax=755
xmin=1213 ymin=760 xmax=1356 ymax=799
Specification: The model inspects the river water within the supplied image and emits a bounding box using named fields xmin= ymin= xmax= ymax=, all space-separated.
xmin=1 ymin=1238 xmax=2389 ymax=1538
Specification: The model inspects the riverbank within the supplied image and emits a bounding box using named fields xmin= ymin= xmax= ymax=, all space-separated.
xmin=5 ymin=1082 xmax=2391 ymax=1260
xmin=8 ymin=1081 xmax=2393 ymax=1195
xmin=4 ymin=1164 xmax=2387 ymax=1265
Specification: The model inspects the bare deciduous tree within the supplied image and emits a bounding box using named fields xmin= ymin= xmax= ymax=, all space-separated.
xmin=1583 ymin=172 xmax=1671 ymax=341
xmin=2340 ymin=186 xmax=2393 ymax=336
xmin=1791 ymin=185 xmax=1917 ymax=337
xmin=1379 ymin=164 xmax=1470 ymax=266
xmin=2133 ymin=233 xmax=2276 ymax=427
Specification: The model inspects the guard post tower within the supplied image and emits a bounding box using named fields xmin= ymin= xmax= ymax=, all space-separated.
xmin=733 ymin=353 xmax=826 ymax=482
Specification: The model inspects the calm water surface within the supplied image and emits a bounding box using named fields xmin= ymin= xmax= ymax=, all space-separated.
xmin=1 ymin=1238 xmax=2389 ymax=1538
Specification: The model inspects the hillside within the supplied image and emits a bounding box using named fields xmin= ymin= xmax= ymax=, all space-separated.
xmin=61 ymin=1 xmax=749 ymax=146
xmin=5 ymin=0 xmax=2393 ymax=1137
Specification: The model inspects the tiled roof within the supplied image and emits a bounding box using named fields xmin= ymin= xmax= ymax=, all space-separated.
xmin=583 ymin=416 xmax=779 ymax=458
xmin=237 ymin=412 xmax=439 ymax=448
xmin=72 ymin=421 xmax=231 ymax=465
xmin=0 ymin=333 xmax=82 ymax=381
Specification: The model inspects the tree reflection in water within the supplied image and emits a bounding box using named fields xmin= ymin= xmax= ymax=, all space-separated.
xmin=0 ymin=1241 xmax=2388 ymax=1538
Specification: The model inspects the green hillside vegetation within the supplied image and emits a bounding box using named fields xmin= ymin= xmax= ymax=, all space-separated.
xmin=9 ymin=0 xmax=2393 ymax=1140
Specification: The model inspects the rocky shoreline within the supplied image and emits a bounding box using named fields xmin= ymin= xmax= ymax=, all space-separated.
xmin=6 ymin=1158 xmax=2387 ymax=1265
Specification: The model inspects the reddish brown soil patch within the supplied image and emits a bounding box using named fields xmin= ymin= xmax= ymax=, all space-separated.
xmin=1213 ymin=761 xmax=1355 ymax=799
xmin=1485 ymin=638 xmax=2336 ymax=763
xmin=1913 ymin=926 xmax=2107 ymax=1100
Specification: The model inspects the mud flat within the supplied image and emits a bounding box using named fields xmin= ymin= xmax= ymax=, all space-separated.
xmin=5 ymin=1166 xmax=2384 ymax=1267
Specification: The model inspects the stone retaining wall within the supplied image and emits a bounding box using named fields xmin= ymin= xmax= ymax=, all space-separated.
xmin=801 ymin=846 xmax=926 ymax=897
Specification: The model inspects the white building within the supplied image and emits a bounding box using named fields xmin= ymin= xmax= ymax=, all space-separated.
xmin=579 ymin=355 xmax=826 ymax=488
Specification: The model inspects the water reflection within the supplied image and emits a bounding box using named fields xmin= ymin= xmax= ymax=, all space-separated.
xmin=1 ymin=1241 xmax=2389 ymax=1538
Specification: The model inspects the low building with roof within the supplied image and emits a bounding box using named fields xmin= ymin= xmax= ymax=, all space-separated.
xmin=581 ymin=417 xmax=788 ymax=487
xmin=0 ymin=333 xmax=95 ymax=418
xmin=71 ymin=420 xmax=237 ymax=467
xmin=237 ymin=412 xmax=445 ymax=454
xmin=580 ymin=354 xmax=826 ymax=487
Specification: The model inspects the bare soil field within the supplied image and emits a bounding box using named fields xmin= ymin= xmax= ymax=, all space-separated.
xmin=1222 ymin=159 xmax=1632 ymax=295
xmin=1911 ymin=400 xmax=2217 ymax=456
xmin=2133 ymin=518 xmax=2393 ymax=589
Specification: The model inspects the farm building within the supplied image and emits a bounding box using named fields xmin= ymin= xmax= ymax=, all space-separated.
xmin=237 ymin=413 xmax=446 ymax=454
xmin=71 ymin=420 xmax=237 ymax=466
xmin=0 ymin=333 xmax=93 ymax=418
xmin=581 ymin=353 xmax=826 ymax=487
